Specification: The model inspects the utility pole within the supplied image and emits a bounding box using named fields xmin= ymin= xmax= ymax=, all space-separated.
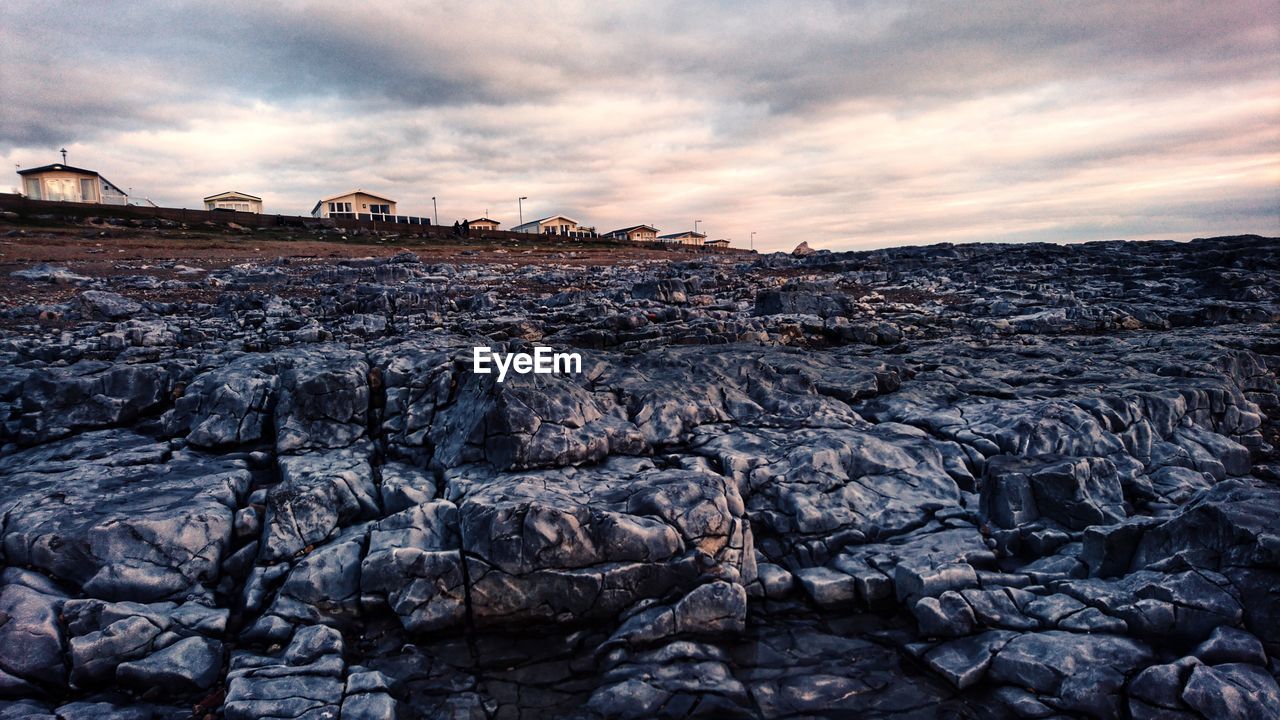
xmin=432 ymin=196 xmax=438 ymax=225
xmin=60 ymin=148 xmax=67 ymax=164
xmin=750 ymin=231 xmax=756 ymax=250
xmin=519 ymin=196 xmax=528 ymax=230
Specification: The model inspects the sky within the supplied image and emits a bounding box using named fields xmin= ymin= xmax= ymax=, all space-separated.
xmin=1 ymin=1 xmax=1277 ymax=252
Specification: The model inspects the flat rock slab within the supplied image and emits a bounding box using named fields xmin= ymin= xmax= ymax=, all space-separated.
xmin=0 ymin=429 xmax=248 ymax=602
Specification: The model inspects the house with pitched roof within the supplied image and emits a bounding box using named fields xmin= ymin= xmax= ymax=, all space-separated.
xmin=512 ymin=215 xmax=595 ymax=237
xmin=606 ymin=225 xmax=659 ymax=242
xmin=311 ymin=190 xmax=396 ymax=219
xmin=18 ymin=163 xmax=128 ymax=205
xmin=468 ymin=217 xmax=501 ymax=231
xmin=204 ymin=191 xmax=263 ymax=213
xmin=657 ymin=230 xmax=707 ymax=246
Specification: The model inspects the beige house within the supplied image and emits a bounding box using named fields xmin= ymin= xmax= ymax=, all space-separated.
xmin=204 ymin=191 xmax=263 ymax=213
xmin=658 ymin=230 xmax=707 ymax=246
xmin=311 ymin=190 xmax=397 ymax=219
xmin=18 ymin=163 xmax=128 ymax=205
xmin=704 ymin=238 xmax=730 ymax=248
xmin=606 ymin=225 xmax=659 ymax=242
xmin=468 ymin=217 xmax=501 ymax=231
xmin=512 ymin=215 xmax=595 ymax=237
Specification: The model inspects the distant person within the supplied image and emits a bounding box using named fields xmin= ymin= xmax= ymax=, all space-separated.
xmin=453 ymin=220 xmax=461 ymax=236
xmin=462 ymin=219 xmax=470 ymax=235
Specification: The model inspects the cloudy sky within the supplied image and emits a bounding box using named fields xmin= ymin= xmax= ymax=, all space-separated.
xmin=2 ymin=1 xmax=1277 ymax=251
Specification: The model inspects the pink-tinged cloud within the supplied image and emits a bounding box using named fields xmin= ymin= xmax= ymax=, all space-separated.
xmin=1 ymin=0 xmax=1276 ymax=251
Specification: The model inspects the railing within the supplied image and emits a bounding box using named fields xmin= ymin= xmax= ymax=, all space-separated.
xmin=356 ymin=213 xmax=431 ymax=225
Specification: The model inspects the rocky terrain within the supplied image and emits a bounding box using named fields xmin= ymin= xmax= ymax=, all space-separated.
xmin=0 ymin=230 xmax=1278 ymax=719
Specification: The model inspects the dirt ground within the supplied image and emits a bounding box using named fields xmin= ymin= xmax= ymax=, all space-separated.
xmin=0 ymin=224 xmax=748 ymax=267
xmin=0 ymin=222 xmax=753 ymax=311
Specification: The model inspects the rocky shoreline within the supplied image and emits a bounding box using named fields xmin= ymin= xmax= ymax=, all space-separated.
xmin=1 ymin=234 xmax=1277 ymax=719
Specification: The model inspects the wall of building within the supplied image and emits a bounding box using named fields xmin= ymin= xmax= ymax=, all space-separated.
xmin=206 ymin=198 xmax=264 ymax=213
xmin=21 ymin=170 xmax=101 ymax=203
xmin=315 ymin=192 xmax=397 ymax=218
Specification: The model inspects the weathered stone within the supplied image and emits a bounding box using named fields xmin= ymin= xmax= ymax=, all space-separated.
xmin=115 ymin=636 xmax=223 ymax=693
xmin=1181 ymin=663 xmax=1280 ymax=720
xmin=164 ymin=354 xmax=278 ymax=448
xmin=0 ymin=431 xmax=246 ymax=601
xmin=0 ymin=232 xmax=1277 ymax=718
xmin=923 ymin=630 xmax=1018 ymax=689
xmin=1193 ymin=626 xmax=1268 ymax=666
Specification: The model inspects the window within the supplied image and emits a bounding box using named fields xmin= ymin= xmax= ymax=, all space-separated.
xmin=48 ymin=178 xmax=76 ymax=201
xmin=370 ymin=203 xmax=390 ymax=214
xmin=23 ymin=178 xmax=41 ymax=200
xmin=328 ymin=202 xmax=352 ymax=214
xmin=80 ymin=178 xmax=95 ymax=202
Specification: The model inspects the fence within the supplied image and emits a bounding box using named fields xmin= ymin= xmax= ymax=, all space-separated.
xmin=0 ymin=193 xmax=319 ymax=229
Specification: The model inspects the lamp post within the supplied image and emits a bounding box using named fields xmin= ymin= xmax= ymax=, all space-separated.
xmin=519 ymin=196 xmax=528 ymax=230
xmin=750 ymin=231 xmax=756 ymax=250
xmin=432 ymin=196 xmax=438 ymax=225
xmin=694 ymin=219 xmax=702 ymax=235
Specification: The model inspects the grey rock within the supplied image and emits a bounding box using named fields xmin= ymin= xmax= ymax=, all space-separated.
xmin=0 ymin=431 xmax=246 ymax=601
xmin=273 ymin=345 xmax=370 ymax=452
xmin=913 ymin=591 xmax=977 ymax=637
xmin=115 ymin=636 xmax=223 ymax=692
xmin=795 ymin=567 xmax=858 ymax=608
xmin=267 ymin=523 xmax=368 ymax=626
xmin=923 ymin=629 xmax=1018 ymax=688
xmin=0 ymin=576 xmax=66 ymax=692
xmin=360 ymin=500 xmax=466 ymax=633
xmin=10 ymin=263 xmax=90 ymax=284
xmin=1128 ymin=656 xmax=1200 ymax=714
xmin=262 ymin=443 xmax=379 ymax=563
xmin=1194 ymin=626 xmax=1267 ymax=666
xmin=80 ymin=290 xmax=142 ymax=319
xmin=446 ymin=456 xmax=752 ymax=629
xmin=896 ymin=562 xmax=979 ymax=603
xmin=989 ymin=631 xmax=1152 ymax=704
xmin=0 ymin=234 xmax=1277 ymax=717
xmin=983 ymin=454 xmax=1125 ymax=530
xmin=1181 ymin=662 xmax=1280 ymax=720
xmin=164 ymin=354 xmax=278 ymax=448
xmin=754 ymin=562 xmax=795 ymax=599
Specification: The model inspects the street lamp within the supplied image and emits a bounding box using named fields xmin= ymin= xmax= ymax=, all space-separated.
xmin=750 ymin=231 xmax=756 ymax=250
xmin=432 ymin=196 xmax=438 ymax=225
xmin=519 ymin=196 xmax=528 ymax=230
xmin=694 ymin=219 xmax=702 ymax=235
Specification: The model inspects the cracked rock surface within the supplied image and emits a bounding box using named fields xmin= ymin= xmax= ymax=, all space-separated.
xmin=1 ymin=234 xmax=1278 ymax=718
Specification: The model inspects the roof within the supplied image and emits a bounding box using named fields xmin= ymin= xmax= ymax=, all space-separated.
xmin=17 ymin=163 xmax=99 ymax=177
xmin=658 ymin=231 xmax=707 ymax=239
xmin=607 ymin=225 xmax=659 ymax=235
xmin=204 ymin=190 xmax=262 ymax=202
xmin=705 ymin=238 xmax=730 ymax=245
xmin=469 ymin=217 xmax=501 ymax=225
xmin=312 ymin=189 xmax=397 ymax=214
